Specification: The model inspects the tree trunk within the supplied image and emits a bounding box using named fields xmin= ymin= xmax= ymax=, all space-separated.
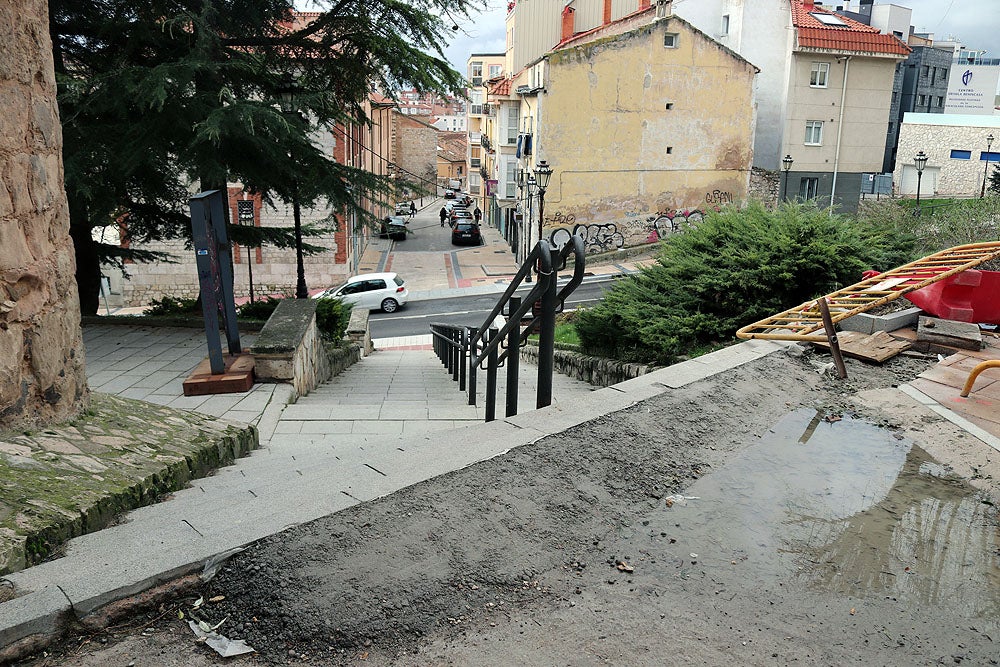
xmin=71 ymin=218 xmax=102 ymax=316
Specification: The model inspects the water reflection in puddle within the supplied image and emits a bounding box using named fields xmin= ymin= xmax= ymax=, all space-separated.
xmin=641 ymin=409 xmax=1000 ymax=616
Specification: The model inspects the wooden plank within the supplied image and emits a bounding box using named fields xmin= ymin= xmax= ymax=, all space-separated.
xmin=812 ymin=330 xmax=911 ymax=364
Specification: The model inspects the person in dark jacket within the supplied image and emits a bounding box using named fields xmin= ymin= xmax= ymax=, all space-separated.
xmin=409 ymin=201 xmax=416 ymax=218
xmin=473 ymin=206 xmax=482 ymax=224
xmin=439 ymin=207 xmax=448 ymax=227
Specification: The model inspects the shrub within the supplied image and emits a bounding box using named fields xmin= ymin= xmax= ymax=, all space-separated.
xmin=237 ymin=297 xmax=283 ymax=321
xmin=861 ymin=197 xmax=1000 ymax=258
xmin=145 ymin=296 xmax=200 ymax=317
xmin=575 ymin=201 xmax=911 ymax=365
xmin=315 ymin=298 xmax=352 ymax=342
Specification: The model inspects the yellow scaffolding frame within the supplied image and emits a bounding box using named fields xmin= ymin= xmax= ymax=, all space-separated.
xmin=736 ymin=241 xmax=1000 ymax=343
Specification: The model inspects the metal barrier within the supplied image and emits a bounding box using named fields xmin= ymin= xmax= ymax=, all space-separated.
xmin=430 ymin=235 xmax=587 ymax=422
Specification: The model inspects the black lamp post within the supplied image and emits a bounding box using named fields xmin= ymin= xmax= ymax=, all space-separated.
xmin=781 ymin=154 xmax=793 ymax=202
xmin=981 ymin=133 xmax=995 ymax=198
xmin=914 ymin=150 xmax=928 ymax=215
xmin=524 ymin=173 xmax=535 ymax=283
xmin=279 ymin=78 xmax=309 ymax=299
xmin=534 ymin=160 xmax=553 ymax=249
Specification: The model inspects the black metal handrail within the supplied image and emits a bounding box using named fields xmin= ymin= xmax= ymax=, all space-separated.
xmin=431 ymin=234 xmax=587 ymax=422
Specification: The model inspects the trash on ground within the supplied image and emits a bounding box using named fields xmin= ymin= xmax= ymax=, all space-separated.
xmin=665 ymin=494 xmax=698 ymax=507
xmin=188 ymin=619 xmax=255 ymax=657
xmin=615 ymin=561 xmax=634 ymax=573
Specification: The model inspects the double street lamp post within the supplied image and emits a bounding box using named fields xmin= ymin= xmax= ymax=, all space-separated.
xmin=914 ymin=150 xmax=928 ymax=216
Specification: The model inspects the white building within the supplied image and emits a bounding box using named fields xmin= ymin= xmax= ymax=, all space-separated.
xmin=893 ymin=113 xmax=1000 ymax=197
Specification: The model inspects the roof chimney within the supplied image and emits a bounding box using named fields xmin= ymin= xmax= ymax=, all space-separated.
xmin=561 ymin=4 xmax=576 ymax=41
xmin=639 ymin=0 xmax=651 ymax=9
xmin=603 ymin=0 xmax=612 ymax=24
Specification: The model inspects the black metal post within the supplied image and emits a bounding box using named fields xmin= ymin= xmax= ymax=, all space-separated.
xmin=915 ymin=170 xmax=923 ymax=215
xmin=782 ymin=172 xmax=789 ymax=202
xmin=536 ymin=252 xmax=557 ymax=409
xmin=506 ymin=297 xmax=521 ymax=418
xmin=451 ymin=329 xmax=460 ymax=383
xmin=468 ymin=326 xmax=478 ymax=406
xmin=982 ymin=135 xmax=995 ymax=198
xmin=459 ymin=327 xmax=467 ymax=392
xmin=246 ymin=246 xmax=255 ymax=303
xmin=485 ymin=327 xmax=498 ymax=422
xmin=293 ymin=186 xmax=307 ymax=298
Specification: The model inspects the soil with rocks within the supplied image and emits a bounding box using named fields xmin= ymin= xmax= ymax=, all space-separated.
xmin=17 ymin=346 xmax=1000 ymax=666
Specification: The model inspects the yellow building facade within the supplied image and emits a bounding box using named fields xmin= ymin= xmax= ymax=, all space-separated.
xmin=536 ymin=15 xmax=757 ymax=250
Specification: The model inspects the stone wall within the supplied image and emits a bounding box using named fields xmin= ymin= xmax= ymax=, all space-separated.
xmin=395 ymin=113 xmax=438 ymax=189
xmin=0 ymin=0 xmax=88 ymax=430
xmin=520 ymin=345 xmax=655 ymax=387
xmin=749 ymin=167 xmax=780 ymax=207
xmin=251 ymin=299 xmax=331 ymax=399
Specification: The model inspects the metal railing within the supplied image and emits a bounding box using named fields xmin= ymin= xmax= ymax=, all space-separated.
xmin=430 ymin=234 xmax=587 ymax=422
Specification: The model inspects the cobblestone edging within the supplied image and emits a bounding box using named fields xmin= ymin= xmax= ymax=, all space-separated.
xmin=0 ymin=394 xmax=258 ymax=574
xmin=520 ymin=344 xmax=656 ymax=387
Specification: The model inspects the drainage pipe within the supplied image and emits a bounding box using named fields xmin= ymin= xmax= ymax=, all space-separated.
xmin=830 ymin=56 xmax=851 ymax=214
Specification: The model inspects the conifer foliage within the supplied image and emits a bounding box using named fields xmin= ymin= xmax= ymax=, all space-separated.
xmin=50 ymin=0 xmax=481 ymax=312
xmin=574 ymin=202 xmax=905 ymax=365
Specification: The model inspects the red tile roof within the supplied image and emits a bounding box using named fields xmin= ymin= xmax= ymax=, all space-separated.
xmin=792 ymin=1 xmax=910 ymax=56
xmin=487 ymin=77 xmax=512 ymax=96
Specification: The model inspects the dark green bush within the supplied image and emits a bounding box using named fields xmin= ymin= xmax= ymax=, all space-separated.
xmin=237 ymin=296 xmax=283 ymax=321
xmin=145 ymin=296 xmax=200 ymax=317
xmin=575 ymin=201 xmax=913 ymax=365
xmin=315 ymin=298 xmax=352 ymax=342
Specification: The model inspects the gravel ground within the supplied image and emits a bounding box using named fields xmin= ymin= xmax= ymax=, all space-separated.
xmin=18 ymin=346 xmax=1000 ymax=667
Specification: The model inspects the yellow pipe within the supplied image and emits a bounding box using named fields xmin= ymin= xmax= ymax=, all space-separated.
xmin=960 ymin=360 xmax=1000 ymax=398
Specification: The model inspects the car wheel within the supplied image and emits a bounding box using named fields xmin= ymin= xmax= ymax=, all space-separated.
xmin=381 ymin=298 xmax=399 ymax=313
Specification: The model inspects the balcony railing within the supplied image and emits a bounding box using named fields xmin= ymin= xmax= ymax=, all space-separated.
xmin=481 ymin=135 xmax=493 ymax=152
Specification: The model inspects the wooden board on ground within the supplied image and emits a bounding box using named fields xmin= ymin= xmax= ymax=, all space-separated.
xmin=812 ymin=330 xmax=911 ymax=364
xmin=917 ymin=316 xmax=983 ymax=351
xmin=183 ymin=353 xmax=255 ymax=395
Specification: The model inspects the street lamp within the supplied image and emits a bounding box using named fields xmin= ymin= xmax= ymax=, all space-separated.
xmin=781 ymin=154 xmax=793 ymax=202
xmin=279 ymin=77 xmax=309 ymax=299
xmin=914 ymin=150 xmax=928 ymax=215
xmin=981 ymin=133 xmax=995 ymax=198
xmin=534 ymin=160 xmax=553 ymax=249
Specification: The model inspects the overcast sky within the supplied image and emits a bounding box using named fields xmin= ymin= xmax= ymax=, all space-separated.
xmin=442 ymin=0 xmax=1000 ymax=79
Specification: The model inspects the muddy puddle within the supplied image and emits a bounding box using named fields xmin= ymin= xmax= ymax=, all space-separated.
xmin=633 ymin=409 xmax=1000 ymax=618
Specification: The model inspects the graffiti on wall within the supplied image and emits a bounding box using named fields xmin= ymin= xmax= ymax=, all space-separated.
xmin=705 ymin=190 xmax=733 ymax=205
xmin=545 ymin=206 xmax=714 ymax=254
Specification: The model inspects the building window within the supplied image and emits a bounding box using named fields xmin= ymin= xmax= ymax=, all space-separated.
xmin=939 ymin=67 xmax=948 ymax=80
xmin=470 ymin=61 xmax=483 ymax=85
xmin=930 ymin=67 xmax=936 ymax=84
xmin=663 ymin=33 xmax=678 ymax=48
xmin=950 ymin=150 xmax=972 ymax=160
xmin=505 ymin=161 xmax=516 ymax=198
xmin=936 ymin=96 xmax=944 ymax=107
xmin=810 ymin=62 xmax=830 ymax=87
xmin=918 ymin=94 xmax=926 ymax=106
xmin=982 ymin=151 xmax=1000 ymax=162
xmin=799 ymin=177 xmax=819 ymax=199
xmin=721 ymin=14 xmax=730 ymax=36
xmin=804 ymin=120 xmax=823 ymax=145
xmin=921 ymin=65 xmax=930 ymax=77
xmin=489 ymin=64 xmax=502 ymax=78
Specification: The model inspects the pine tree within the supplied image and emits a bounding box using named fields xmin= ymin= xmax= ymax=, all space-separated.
xmin=50 ymin=0 xmax=480 ymax=313
xmin=989 ymin=163 xmax=1000 ymax=196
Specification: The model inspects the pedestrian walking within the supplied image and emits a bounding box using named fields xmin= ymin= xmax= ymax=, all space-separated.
xmin=409 ymin=201 xmax=416 ymax=218
xmin=439 ymin=206 xmax=448 ymax=227
xmin=473 ymin=206 xmax=482 ymax=224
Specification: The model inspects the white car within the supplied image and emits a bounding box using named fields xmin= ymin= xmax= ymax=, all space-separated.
xmin=313 ymin=272 xmax=409 ymax=313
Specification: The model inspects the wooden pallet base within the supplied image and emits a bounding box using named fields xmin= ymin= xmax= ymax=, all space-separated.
xmin=182 ymin=353 xmax=255 ymax=396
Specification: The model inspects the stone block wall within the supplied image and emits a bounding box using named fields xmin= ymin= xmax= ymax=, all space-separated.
xmin=520 ymin=345 xmax=654 ymax=387
xmin=0 ymin=0 xmax=88 ymax=429
xmin=251 ymin=299 xmax=331 ymax=399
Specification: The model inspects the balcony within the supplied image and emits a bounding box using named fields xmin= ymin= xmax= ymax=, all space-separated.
xmin=469 ymin=104 xmax=485 ymax=116
xmin=469 ymin=131 xmax=481 ymax=143
xmin=481 ymin=135 xmax=493 ymax=152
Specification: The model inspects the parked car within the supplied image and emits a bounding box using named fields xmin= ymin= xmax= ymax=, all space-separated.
xmin=394 ymin=202 xmax=412 ymax=216
xmin=444 ymin=189 xmax=456 ymax=199
xmin=379 ymin=215 xmax=408 ymax=241
xmin=451 ymin=221 xmax=482 ymax=245
xmin=313 ymin=272 xmax=409 ymax=313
